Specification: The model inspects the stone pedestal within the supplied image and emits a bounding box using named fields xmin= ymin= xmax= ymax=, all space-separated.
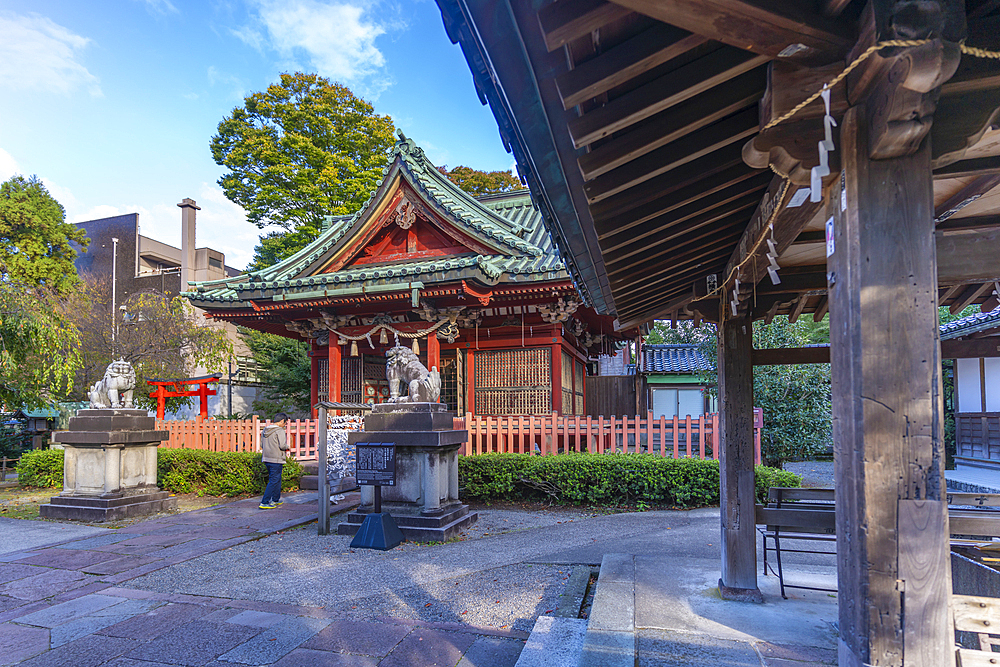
xmin=337 ymin=403 xmax=477 ymax=542
xmin=40 ymin=409 xmax=176 ymax=522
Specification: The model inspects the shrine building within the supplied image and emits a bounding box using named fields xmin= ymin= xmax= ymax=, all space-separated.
xmin=185 ymin=135 xmax=631 ymax=416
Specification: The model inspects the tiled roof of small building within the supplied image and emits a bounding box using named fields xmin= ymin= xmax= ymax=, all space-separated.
xmin=940 ymin=309 xmax=1000 ymax=340
xmin=185 ymin=135 xmax=568 ymax=307
xmin=643 ymin=344 xmax=712 ymax=374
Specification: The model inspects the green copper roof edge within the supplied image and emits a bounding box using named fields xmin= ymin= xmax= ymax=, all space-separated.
xmin=273 ymin=280 xmax=425 ymax=302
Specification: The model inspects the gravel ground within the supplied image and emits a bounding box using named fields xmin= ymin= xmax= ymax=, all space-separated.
xmin=124 ymin=505 xmax=601 ymax=633
xmin=784 ymin=460 xmax=835 ymax=488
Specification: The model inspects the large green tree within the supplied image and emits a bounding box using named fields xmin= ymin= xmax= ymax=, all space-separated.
xmin=240 ymin=329 xmax=311 ymax=417
xmin=0 ymin=175 xmax=88 ymax=408
xmin=211 ymin=72 xmax=396 ymax=270
xmin=439 ymin=165 xmax=522 ymax=196
xmin=0 ymin=175 xmax=88 ymax=294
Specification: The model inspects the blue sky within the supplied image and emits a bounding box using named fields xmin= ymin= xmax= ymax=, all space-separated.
xmin=0 ymin=0 xmax=513 ymax=269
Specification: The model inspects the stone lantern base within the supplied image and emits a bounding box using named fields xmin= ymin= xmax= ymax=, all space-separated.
xmin=40 ymin=409 xmax=176 ymax=522
xmin=337 ymin=403 xmax=477 ymax=542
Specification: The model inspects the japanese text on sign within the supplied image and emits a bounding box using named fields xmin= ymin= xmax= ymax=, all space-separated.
xmin=356 ymin=443 xmax=396 ymax=486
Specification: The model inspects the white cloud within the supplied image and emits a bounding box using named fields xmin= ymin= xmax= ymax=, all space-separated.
xmin=0 ymin=147 xmax=20 ymax=182
xmin=192 ymin=183 xmax=260 ymax=270
xmin=132 ymin=0 xmax=179 ymax=15
xmin=238 ymin=0 xmax=396 ymax=98
xmin=0 ymin=12 xmax=101 ymax=96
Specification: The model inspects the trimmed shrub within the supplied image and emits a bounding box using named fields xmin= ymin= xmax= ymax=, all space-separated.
xmin=16 ymin=448 xmax=303 ymax=497
xmin=17 ymin=449 xmax=64 ymax=488
xmin=157 ymin=449 xmax=303 ymax=497
xmin=458 ymin=453 xmax=800 ymax=508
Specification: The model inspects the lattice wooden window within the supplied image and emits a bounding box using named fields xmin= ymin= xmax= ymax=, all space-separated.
xmin=318 ymin=358 xmax=329 ymax=402
xmin=561 ymin=350 xmax=573 ymax=415
xmin=440 ymin=352 xmax=458 ymax=412
xmin=575 ymin=359 xmax=585 ymax=415
xmin=341 ymin=357 xmax=363 ymax=404
xmin=475 ymin=347 xmax=551 ymax=415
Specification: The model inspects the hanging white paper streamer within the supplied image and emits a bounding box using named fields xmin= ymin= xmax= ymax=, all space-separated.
xmin=766 ymin=235 xmax=781 ymax=285
xmin=810 ymin=85 xmax=837 ymax=203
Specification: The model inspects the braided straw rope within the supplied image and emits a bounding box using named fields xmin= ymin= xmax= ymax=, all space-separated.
xmin=328 ymin=318 xmax=449 ymax=342
xmin=694 ymin=39 xmax=1000 ymax=305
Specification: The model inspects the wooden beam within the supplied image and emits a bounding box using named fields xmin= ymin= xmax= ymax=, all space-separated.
xmin=831 ymin=104 xmax=950 ymax=666
xmin=609 ymin=0 xmax=852 ymax=64
xmin=601 ymin=179 xmax=769 ymax=252
xmin=942 ymin=337 xmax=1000 ymax=358
xmin=588 ymin=141 xmax=748 ymax=222
xmin=584 ymin=107 xmax=760 ymax=203
xmin=789 ymin=294 xmax=808 ymax=324
xmin=567 ymin=46 xmax=768 ymax=148
xmin=792 ymin=230 xmax=825 ymax=245
xmin=614 ymin=248 xmax=739 ymax=312
xmin=716 ymin=311 xmax=761 ymax=601
xmin=763 ymin=299 xmax=781 ymax=325
xmin=949 ymin=282 xmax=992 ymax=314
xmin=938 ymin=283 xmax=965 ymax=305
xmin=812 ymin=295 xmax=828 ymax=322
xmin=753 ymin=346 xmax=829 ymax=365
xmin=537 ymin=0 xmax=632 ymax=52
xmin=934 ymin=175 xmax=1000 ymax=222
xmin=723 ymin=174 xmax=825 ymax=312
xmin=556 ymin=24 xmax=708 ymax=109
xmin=593 ymin=161 xmax=762 ymax=235
xmin=937 ymin=229 xmax=1000 ymax=284
xmin=578 ymin=67 xmax=766 ymax=180
xmin=933 ymin=156 xmax=1000 ymax=179
xmin=936 ymin=214 xmax=1000 ymax=233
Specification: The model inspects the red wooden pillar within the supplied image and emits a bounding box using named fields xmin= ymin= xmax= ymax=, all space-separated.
xmin=467 ymin=350 xmax=476 ymax=415
xmin=551 ymin=341 xmax=562 ymax=415
xmin=329 ymin=336 xmax=342 ymax=403
xmin=427 ymin=333 xmax=440 ymax=402
xmin=310 ymin=342 xmax=320 ymax=418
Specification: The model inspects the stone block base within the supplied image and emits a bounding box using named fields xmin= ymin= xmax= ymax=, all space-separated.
xmin=337 ymin=503 xmax=477 ymax=542
xmin=40 ymin=490 xmax=176 ymax=522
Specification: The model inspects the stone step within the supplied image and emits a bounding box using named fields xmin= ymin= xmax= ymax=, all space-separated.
xmin=514 ymin=616 xmax=588 ymax=667
xmin=299 ymin=475 xmax=358 ymax=493
xmin=336 ymin=505 xmax=477 ymax=542
xmin=577 ymin=553 xmax=635 ymax=667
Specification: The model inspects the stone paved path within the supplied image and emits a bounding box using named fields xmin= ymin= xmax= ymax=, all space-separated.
xmin=0 ymin=491 xmax=525 ymax=666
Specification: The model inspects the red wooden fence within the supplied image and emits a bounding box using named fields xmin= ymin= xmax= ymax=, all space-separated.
xmin=155 ymin=409 xmax=763 ymax=465
xmin=454 ymin=410 xmax=763 ymax=465
xmin=157 ymin=417 xmax=320 ymax=460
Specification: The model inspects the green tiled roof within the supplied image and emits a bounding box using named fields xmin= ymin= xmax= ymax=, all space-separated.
xmin=186 ymin=135 xmax=568 ymax=308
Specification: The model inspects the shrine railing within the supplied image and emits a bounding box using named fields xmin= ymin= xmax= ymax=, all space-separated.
xmin=454 ymin=410 xmax=763 ymax=465
xmin=157 ymin=417 xmax=321 ymax=460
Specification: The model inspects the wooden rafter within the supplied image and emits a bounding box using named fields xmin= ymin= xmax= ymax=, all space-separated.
xmin=556 ymin=24 xmax=708 ymax=109
xmin=567 ymin=47 xmax=768 ymax=148
xmin=950 ymin=282 xmax=993 ymax=314
xmin=578 ymin=67 xmax=766 ymax=180
xmin=537 ymin=0 xmax=632 ymax=52
xmin=608 ymin=0 xmax=853 ymax=63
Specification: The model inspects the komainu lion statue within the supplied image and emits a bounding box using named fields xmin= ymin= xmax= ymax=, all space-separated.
xmin=88 ymin=359 xmax=137 ymax=409
xmin=386 ymin=346 xmax=441 ymax=404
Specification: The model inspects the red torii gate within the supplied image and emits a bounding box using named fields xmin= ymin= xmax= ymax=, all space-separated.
xmin=147 ymin=374 xmax=221 ymax=420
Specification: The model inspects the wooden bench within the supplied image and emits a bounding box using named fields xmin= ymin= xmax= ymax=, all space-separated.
xmin=757 ymin=488 xmax=1000 ymax=599
xmin=756 ymin=487 xmax=837 ymax=598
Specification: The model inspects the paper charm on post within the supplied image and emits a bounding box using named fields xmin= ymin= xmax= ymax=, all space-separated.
xmin=810 ymin=85 xmax=837 ymax=203
xmin=766 ymin=232 xmax=781 ymax=285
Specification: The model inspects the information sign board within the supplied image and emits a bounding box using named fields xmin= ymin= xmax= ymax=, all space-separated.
xmin=356 ymin=443 xmax=396 ymax=486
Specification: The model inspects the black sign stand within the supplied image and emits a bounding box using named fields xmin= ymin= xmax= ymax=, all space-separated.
xmin=350 ymin=443 xmax=404 ymax=551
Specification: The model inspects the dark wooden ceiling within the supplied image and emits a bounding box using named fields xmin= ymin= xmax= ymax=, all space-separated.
xmin=438 ymin=0 xmax=1000 ymax=327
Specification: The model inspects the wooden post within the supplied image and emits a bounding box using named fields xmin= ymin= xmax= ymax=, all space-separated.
xmin=317 ymin=406 xmax=329 ymax=535
xmin=310 ymin=343 xmax=320 ymax=418
xmin=717 ymin=311 xmax=761 ymax=602
xmin=329 ymin=337 xmax=341 ymax=403
xmin=467 ymin=351 xmax=476 ymax=415
xmin=830 ymin=106 xmax=951 ymax=666
xmin=427 ymin=334 xmax=440 ymax=403
xmin=551 ymin=343 xmax=562 ymax=415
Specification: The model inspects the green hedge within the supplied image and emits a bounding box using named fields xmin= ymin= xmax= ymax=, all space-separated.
xmin=17 ymin=448 xmax=302 ymax=497
xmin=458 ymin=453 xmax=801 ymax=507
xmin=16 ymin=449 xmax=65 ymax=488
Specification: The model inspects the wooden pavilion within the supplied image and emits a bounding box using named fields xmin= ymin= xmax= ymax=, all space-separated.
xmin=434 ymin=0 xmax=1000 ymax=662
xmin=185 ymin=135 xmax=631 ymax=417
